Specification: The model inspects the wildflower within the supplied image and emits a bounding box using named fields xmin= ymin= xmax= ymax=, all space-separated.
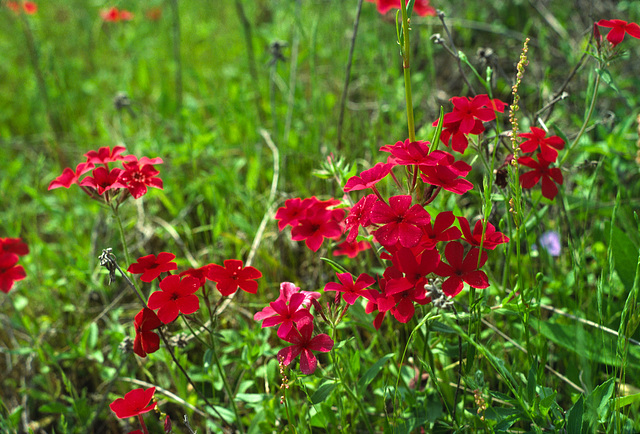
xmin=290 ymin=207 xmax=343 ymax=252
xmin=259 ymin=292 xmax=314 ymax=339
xmin=418 ymin=211 xmax=462 ymax=250
xmin=132 ymin=308 xmax=162 ymax=358
xmin=207 ymin=259 xmax=262 ymax=296
xmin=519 ymin=127 xmax=565 ymax=162
xmin=0 ymin=253 xmax=26 ymax=294
xmin=253 ymin=282 xmax=320 ymax=322
xmin=48 ymin=162 xmax=95 ymax=190
xmin=419 ymin=159 xmax=474 ymax=195
xmin=119 ymin=157 xmax=163 ymax=199
xmin=596 ymin=19 xmax=640 ymax=47
xmin=78 ymin=167 xmax=126 ymax=195
xmin=23 ymin=1 xmax=36 ymax=14
xmin=386 ymin=139 xmax=442 ymax=166
xmin=518 ymin=154 xmax=563 ymax=200
xmin=119 ymin=9 xmax=134 ymax=21
xmin=324 ymin=272 xmax=376 ymax=305
xmin=435 ymin=242 xmax=489 ymax=297
xmin=0 ymin=238 xmax=29 ymax=256
xmin=333 ymin=239 xmax=371 ymax=258
xmin=275 ymin=197 xmax=317 ymax=230
xmin=370 ymin=195 xmax=431 ymax=248
xmin=84 ymin=146 xmax=127 ymax=164
xmin=457 ymin=217 xmax=509 ymax=250
xmin=127 ymin=252 xmax=178 ymax=282
xmin=343 ymin=163 xmax=392 ymax=192
xmin=344 ymin=194 xmax=377 ymax=243
xmin=148 ymin=275 xmax=200 ymax=324
xmin=109 ymin=387 xmax=156 ymax=419
xmin=277 ymin=317 xmax=334 ymax=375
xmin=444 ymin=95 xmax=505 ymax=135
xmin=365 ymin=0 xmax=436 ymax=17
xmin=179 ymin=264 xmax=213 ymax=288
xmin=538 ymin=231 xmax=561 ymax=257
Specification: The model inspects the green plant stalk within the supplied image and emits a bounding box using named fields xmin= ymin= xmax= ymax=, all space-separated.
xmin=210 ymin=341 xmax=245 ymax=433
xmin=111 ymin=205 xmax=146 ymax=305
xmin=400 ymin=0 xmax=416 ymax=144
xmin=330 ymin=326 xmax=373 ymax=432
xmin=169 ymin=0 xmax=183 ymax=123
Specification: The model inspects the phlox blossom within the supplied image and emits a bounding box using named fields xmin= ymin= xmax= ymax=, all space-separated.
xmin=333 ymin=239 xmax=371 ymax=258
xmin=127 ymin=252 xmax=178 ymax=282
xmin=0 ymin=253 xmax=26 ymax=294
xmin=457 ymin=217 xmax=509 ymax=250
xmin=277 ymin=317 xmax=334 ymax=375
xmin=48 ymin=162 xmax=95 ymax=190
xmin=207 ymin=259 xmax=262 ymax=296
xmin=596 ymin=19 xmax=640 ymax=47
xmin=435 ymin=242 xmax=489 ymax=297
xmin=148 ymin=275 xmax=200 ymax=324
xmin=109 ymin=386 xmax=156 ymax=419
xmin=119 ymin=157 xmax=164 ymax=199
xmin=324 ymin=272 xmax=376 ymax=305
xmin=343 ymin=163 xmax=392 ymax=192
xmin=370 ymin=195 xmax=431 ymax=248
xmin=519 ymin=127 xmax=565 ymax=162
xmin=0 ymin=237 xmax=29 ymax=256
xmin=84 ymin=146 xmax=127 ymax=164
xmin=101 ymin=7 xmax=134 ymax=22
xmin=78 ymin=166 xmax=126 ymax=195
xmin=259 ymin=292 xmax=314 ymax=339
xmin=518 ymin=154 xmax=563 ymax=200
xmin=133 ymin=308 xmax=162 ymax=358
xmin=254 ymin=282 xmax=320 ymax=322
xmin=365 ymin=0 xmax=435 ymax=17
xmin=344 ymin=194 xmax=377 ymax=243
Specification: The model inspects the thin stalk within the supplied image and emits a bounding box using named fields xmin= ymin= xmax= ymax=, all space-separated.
xmin=400 ymin=0 xmax=416 ymax=143
xmin=137 ymin=414 xmax=149 ymax=434
xmin=336 ymin=0 xmax=365 ymax=149
xmin=169 ymin=0 xmax=183 ymax=124
xmin=210 ymin=340 xmax=245 ymax=433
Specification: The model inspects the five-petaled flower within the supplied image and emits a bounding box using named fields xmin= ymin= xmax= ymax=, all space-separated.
xmin=518 ymin=154 xmax=564 ymax=200
xmin=457 ymin=217 xmax=509 ymax=250
xmin=596 ymin=19 xmax=640 ymax=47
xmin=148 ymin=275 xmax=200 ymax=324
xmin=133 ymin=308 xmax=163 ymax=358
xmin=119 ymin=156 xmax=164 ymax=199
xmin=278 ymin=317 xmax=334 ymax=375
xmin=207 ymin=259 xmax=262 ymax=296
xmin=259 ymin=292 xmax=314 ymax=339
xmin=519 ymin=127 xmax=565 ymax=162
xmin=109 ymin=386 xmax=156 ymax=419
xmin=435 ymin=242 xmax=489 ymax=297
xmin=324 ymin=272 xmax=376 ymax=305
xmin=0 ymin=253 xmax=26 ymax=294
xmin=365 ymin=0 xmax=435 ymax=17
xmin=127 ymin=252 xmax=178 ymax=282
xmin=370 ymin=195 xmax=431 ymax=248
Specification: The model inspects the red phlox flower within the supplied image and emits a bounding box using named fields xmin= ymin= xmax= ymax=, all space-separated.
xmin=458 ymin=217 xmax=509 ymax=250
xmin=148 ymin=275 xmax=200 ymax=324
xmin=365 ymin=0 xmax=435 ymax=16
xmin=132 ymin=308 xmax=162 ymax=358
xmin=101 ymin=7 xmax=121 ymax=22
xmin=119 ymin=9 xmax=134 ymax=20
xmin=324 ymin=272 xmax=376 ymax=305
xmin=109 ymin=386 xmax=156 ymax=419
xmin=420 ymin=158 xmax=474 ymax=195
xmin=179 ymin=264 xmax=213 ymax=288
xmin=84 ymin=146 xmax=127 ymax=164
xmin=443 ymin=95 xmax=506 ymax=134
xmin=0 ymin=238 xmax=29 ymax=256
xmin=370 ymin=195 xmax=431 ymax=248
xmin=390 ymin=285 xmax=429 ymax=323
xmin=290 ymin=207 xmax=343 ymax=252
xmin=597 ymin=19 xmax=640 ymax=47
xmin=48 ymin=162 xmax=95 ymax=190
xmin=333 ymin=239 xmax=371 ymax=258
xmin=260 ymin=292 xmax=314 ymax=339
xmin=254 ymin=282 xmax=320 ymax=321
xmin=23 ymin=1 xmax=36 ymax=14
xmin=79 ymin=166 xmax=126 ymax=195
xmin=418 ymin=211 xmax=462 ymax=250
xmin=518 ymin=154 xmax=563 ymax=200
xmin=277 ymin=317 xmax=334 ymax=375
xmin=344 ymin=194 xmax=377 ymax=242
xmin=127 ymin=252 xmax=178 ymax=282
xmin=391 ymin=247 xmax=440 ymax=289
xmin=119 ymin=158 xmax=163 ymax=199
xmin=207 ymin=259 xmax=262 ymax=296
xmin=343 ymin=162 xmax=392 ymax=192
xmin=435 ymin=242 xmax=489 ymax=297
xmin=275 ymin=197 xmax=317 ymax=230
xmin=385 ymin=139 xmax=440 ymax=167
xmin=0 ymin=253 xmax=26 ymax=294
xmin=519 ymin=127 xmax=565 ymax=162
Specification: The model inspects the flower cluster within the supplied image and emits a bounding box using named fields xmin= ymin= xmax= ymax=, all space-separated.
xmin=127 ymin=253 xmax=262 ymax=358
xmin=0 ymin=237 xmax=28 ymax=294
xmin=48 ymin=146 xmax=163 ymax=205
xmin=254 ymin=282 xmax=333 ymax=374
xmin=101 ymin=7 xmax=134 ymax=22
xmin=517 ymin=127 xmax=564 ymax=200
xmin=6 ymin=1 xmax=36 ymax=14
xmin=365 ymin=0 xmax=435 ymax=17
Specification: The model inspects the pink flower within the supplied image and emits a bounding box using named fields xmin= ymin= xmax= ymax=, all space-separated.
xmin=254 ymin=282 xmax=320 ymax=322
xmin=344 ymin=194 xmax=377 ymax=242
xmin=127 ymin=252 xmax=178 ymax=282
xmin=277 ymin=318 xmax=334 ymax=375
xmin=207 ymin=259 xmax=262 ymax=296
xmin=84 ymin=146 xmax=127 ymax=165
xmin=260 ymin=292 xmax=314 ymax=339
xmin=518 ymin=154 xmax=563 ymax=200
xmin=133 ymin=308 xmax=162 ymax=358
xmin=324 ymin=272 xmax=376 ymax=305
xmin=365 ymin=0 xmax=436 ymax=17
xmin=148 ymin=275 xmax=200 ymax=324
xmin=519 ymin=127 xmax=565 ymax=162
xmin=275 ymin=197 xmax=316 ymax=230
xmin=370 ymin=195 xmax=431 ymax=248
xmin=109 ymin=387 xmax=156 ymax=419
xmin=119 ymin=157 xmax=163 ymax=199
xmin=435 ymin=242 xmax=489 ymax=297
xmin=596 ymin=19 xmax=640 ymax=47
xmin=48 ymin=162 xmax=95 ymax=190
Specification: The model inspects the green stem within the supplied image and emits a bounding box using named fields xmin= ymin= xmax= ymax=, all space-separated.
xmin=211 ymin=342 xmax=245 ymax=433
xmin=400 ymin=0 xmax=416 ymax=143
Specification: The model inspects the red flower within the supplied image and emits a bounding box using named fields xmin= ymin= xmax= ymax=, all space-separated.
xmin=333 ymin=239 xmax=371 ymax=258
xmin=343 ymin=163 xmax=392 ymax=192
xmin=435 ymin=242 xmax=489 ymax=297
xmin=365 ymin=0 xmax=435 ymax=17
xmin=119 ymin=9 xmax=134 ymax=21
xmin=254 ymin=282 xmax=320 ymax=322
xmin=443 ymin=95 xmax=506 ymax=135
xmin=133 ymin=308 xmax=162 ymax=358
xmin=519 ymin=127 xmax=565 ymax=162
xmin=23 ymin=1 xmax=36 ymax=14
xmin=0 ymin=238 xmax=29 ymax=256
xmin=324 ymin=272 xmax=376 ymax=305
xmin=6 ymin=2 xmax=20 ymax=13
xmin=109 ymin=386 xmax=156 ymax=419
xmin=418 ymin=211 xmax=462 ymax=250
xmin=457 ymin=217 xmax=509 ymax=250
xmin=101 ymin=7 xmax=121 ymax=22
xmin=0 ymin=253 xmax=26 ymax=294
xmin=275 ymin=197 xmax=316 ymax=230
xmin=419 ymin=159 xmax=474 ymax=195
xmin=148 ymin=275 xmax=200 ymax=324
xmin=127 ymin=252 xmax=178 ymax=282
xmin=179 ymin=264 xmax=213 ymax=288
xmin=290 ymin=207 xmax=343 ymax=252
xmin=277 ymin=317 xmax=334 ymax=375
xmin=48 ymin=162 xmax=95 ymax=190
xmin=260 ymin=292 xmax=314 ymax=339
xmin=596 ymin=19 xmax=640 ymax=47
xmin=344 ymin=194 xmax=377 ymax=242
xmin=518 ymin=154 xmax=563 ymax=200
xmin=84 ymin=146 xmax=127 ymax=165
xmin=371 ymin=195 xmax=431 ymax=248
xmin=119 ymin=157 xmax=163 ymax=199
xmin=207 ymin=259 xmax=262 ymax=296
xmin=79 ymin=166 xmax=126 ymax=195
xmin=386 ymin=139 xmax=442 ymax=166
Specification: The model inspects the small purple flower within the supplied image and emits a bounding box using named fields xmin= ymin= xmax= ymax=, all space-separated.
xmin=538 ymin=231 xmax=561 ymax=257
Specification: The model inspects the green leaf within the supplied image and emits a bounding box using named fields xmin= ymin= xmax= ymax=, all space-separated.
xmin=357 ymin=353 xmax=394 ymax=392
xmin=614 ymin=392 xmax=640 ymax=408
xmin=595 ymin=68 xmax=619 ymax=93
xmin=566 ymin=396 xmax=584 ymax=434
xmin=320 ymin=257 xmax=349 ymax=274
xmin=310 ymin=380 xmax=336 ymax=404
xmin=608 ymin=224 xmax=639 ymax=291
xmin=236 ymin=393 xmax=270 ymax=404
xmin=584 ymin=378 xmax=614 ymax=426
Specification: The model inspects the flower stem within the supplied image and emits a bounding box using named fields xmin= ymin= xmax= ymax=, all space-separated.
xmin=400 ymin=0 xmax=416 ymax=143
xmin=210 ymin=339 xmax=245 ymax=433
xmin=137 ymin=414 xmax=149 ymax=434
